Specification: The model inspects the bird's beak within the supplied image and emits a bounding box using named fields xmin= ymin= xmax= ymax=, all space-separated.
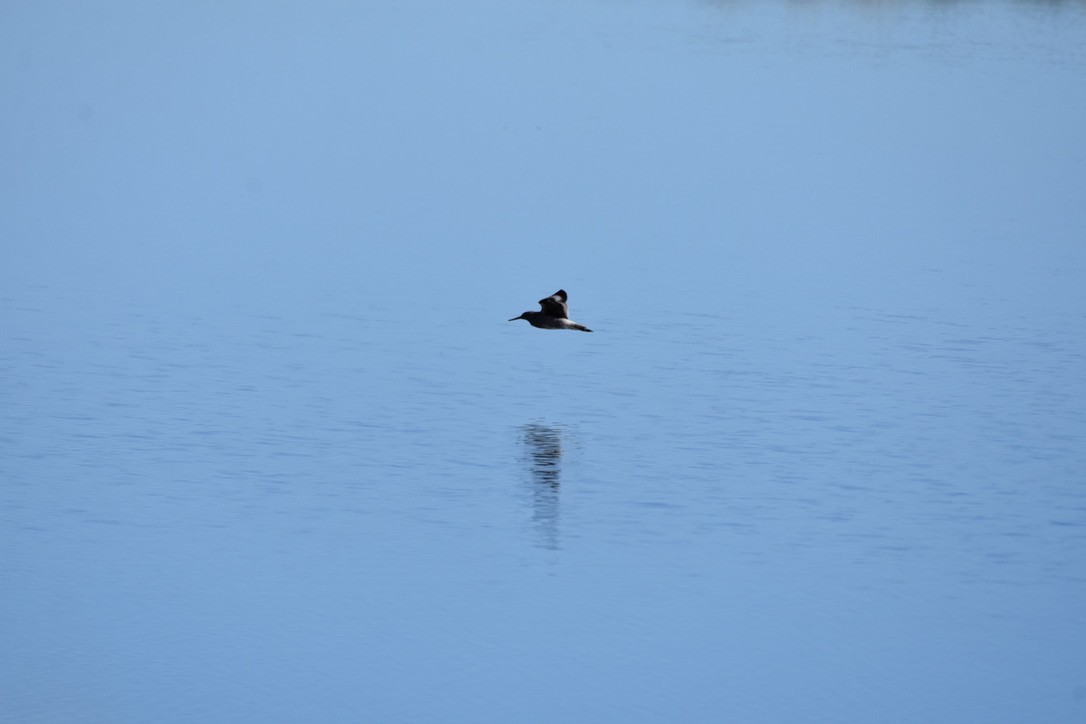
xmin=508 ymin=316 xmax=519 ymax=322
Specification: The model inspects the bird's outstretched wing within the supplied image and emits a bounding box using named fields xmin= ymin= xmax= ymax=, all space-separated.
xmin=537 ymin=289 xmax=569 ymax=318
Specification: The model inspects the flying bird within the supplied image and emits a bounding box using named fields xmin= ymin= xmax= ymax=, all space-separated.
xmin=509 ymin=289 xmax=593 ymax=332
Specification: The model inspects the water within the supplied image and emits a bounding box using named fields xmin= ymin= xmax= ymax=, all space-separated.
xmin=3 ymin=1 xmax=1086 ymax=721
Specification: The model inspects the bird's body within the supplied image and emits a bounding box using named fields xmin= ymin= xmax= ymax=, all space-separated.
xmin=510 ymin=290 xmax=593 ymax=332
xmin=515 ymin=312 xmax=590 ymax=331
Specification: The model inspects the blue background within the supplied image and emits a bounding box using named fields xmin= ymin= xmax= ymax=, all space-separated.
xmin=3 ymin=1 xmax=1085 ymax=721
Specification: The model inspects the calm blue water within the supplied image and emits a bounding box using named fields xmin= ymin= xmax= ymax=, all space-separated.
xmin=3 ymin=1 xmax=1086 ymax=722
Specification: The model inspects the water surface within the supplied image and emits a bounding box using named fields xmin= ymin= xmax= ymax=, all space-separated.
xmin=2 ymin=1 xmax=1085 ymax=722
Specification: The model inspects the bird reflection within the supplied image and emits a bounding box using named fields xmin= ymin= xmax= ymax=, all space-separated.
xmin=521 ymin=424 xmax=563 ymax=550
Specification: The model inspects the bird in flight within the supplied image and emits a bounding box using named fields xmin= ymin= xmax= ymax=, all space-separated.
xmin=509 ymin=289 xmax=593 ymax=332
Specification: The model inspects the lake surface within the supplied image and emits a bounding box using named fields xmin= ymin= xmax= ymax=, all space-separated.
xmin=3 ymin=1 xmax=1085 ymax=721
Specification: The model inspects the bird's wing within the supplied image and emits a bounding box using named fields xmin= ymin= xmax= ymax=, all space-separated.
xmin=537 ymin=290 xmax=569 ymax=318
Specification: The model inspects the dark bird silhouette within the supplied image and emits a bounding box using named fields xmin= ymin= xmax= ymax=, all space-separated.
xmin=509 ymin=290 xmax=593 ymax=332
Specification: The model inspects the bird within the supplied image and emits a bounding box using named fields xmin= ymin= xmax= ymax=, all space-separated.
xmin=509 ymin=289 xmax=593 ymax=332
